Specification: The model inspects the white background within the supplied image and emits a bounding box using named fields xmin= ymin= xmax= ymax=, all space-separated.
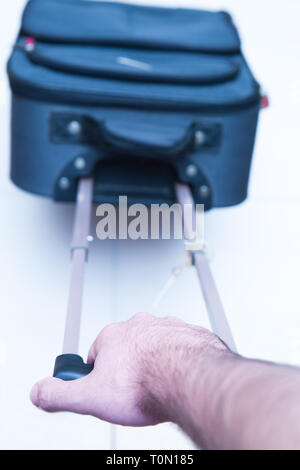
xmin=0 ymin=0 xmax=300 ymax=450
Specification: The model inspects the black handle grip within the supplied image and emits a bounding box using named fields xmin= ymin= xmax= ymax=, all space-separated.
xmin=53 ymin=354 xmax=94 ymax=381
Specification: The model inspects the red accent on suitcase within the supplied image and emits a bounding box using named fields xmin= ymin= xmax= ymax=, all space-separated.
xmin=261 ymin=94 xmax=269 ymax=109
xmin=24 ymin=37 xmax=36 ymax=52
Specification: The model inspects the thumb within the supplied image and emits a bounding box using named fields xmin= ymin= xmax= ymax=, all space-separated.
xmin=30 ymin=376 xmax=90 ymax=414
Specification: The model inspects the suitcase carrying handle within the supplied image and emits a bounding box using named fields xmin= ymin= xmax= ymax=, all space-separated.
xmin=51 ymin=112 xmax=207 ymax=158
xmin=98 ymin=119 xmax=201 ymax=157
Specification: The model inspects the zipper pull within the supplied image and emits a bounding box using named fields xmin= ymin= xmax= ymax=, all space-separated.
xmin=24 ymin=37 xmax=36 ymax=53
xmin=261 ymin=93 xmax=269 ymax=109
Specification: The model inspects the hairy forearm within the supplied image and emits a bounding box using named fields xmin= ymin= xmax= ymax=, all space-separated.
xmin=31 ymin=314 xmax=300 ymax=450
xmin=143 ymin=340 xmax=300 ymax=450
xmin=208 ymin=356 xmax=300 ymax=449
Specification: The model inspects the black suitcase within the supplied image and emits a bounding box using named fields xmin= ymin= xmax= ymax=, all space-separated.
xmin=7 ymin=0 xmax=262 ymax=210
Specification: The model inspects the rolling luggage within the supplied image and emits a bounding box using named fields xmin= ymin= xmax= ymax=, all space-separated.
xmin=8 ymin=0 xmax=261 ymax=209
xmin=7 ymin=1 xmax=263 ymax=380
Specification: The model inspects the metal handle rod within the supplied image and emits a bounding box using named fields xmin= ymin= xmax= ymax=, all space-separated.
xmin=62 ymin=178 xmax=94 ymax=354
xmin=175 ymin=183 xmax=237 ymax=352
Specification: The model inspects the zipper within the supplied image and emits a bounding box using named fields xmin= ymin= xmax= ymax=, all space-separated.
xmin=9 ymin=70 xmax=261 ymax=113
xmin=20 ymin=33 xmax=240 ymax=55
xmin=9 ymin=38 xmax=260 ymax=111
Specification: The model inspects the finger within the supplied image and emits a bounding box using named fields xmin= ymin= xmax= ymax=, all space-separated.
xmin=87 ymin=322 xmax=122 ymax=363
xmin=160 ymin=316 xmax=186 ymax=325
xmin=129 ymin=312 xmax=155 ymax=323
xmin=87 ymin=313 xmax=157 ymax=364
xmin=87 ymin=339 xmax=98 ymax=364
xmin=30 ymin=376 xmax=91 ymax=414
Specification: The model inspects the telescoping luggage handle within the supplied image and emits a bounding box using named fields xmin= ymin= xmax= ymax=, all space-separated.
xmin=175 ymin=183 xmax=237 ymax=353
xmin=53 ymin=178 xmax=236 ymax=381
xmin=53 ymin=178 xmax=94 ymax=381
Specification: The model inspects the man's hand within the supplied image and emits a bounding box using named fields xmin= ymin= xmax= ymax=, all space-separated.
xmin=30 ymin=313 xmax=227 ymax=427
xmin=31 ymin=313 xmax=300 ymax=449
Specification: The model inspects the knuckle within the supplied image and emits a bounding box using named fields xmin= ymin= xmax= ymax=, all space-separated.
xmin=163 ymin=315 xmax=183 ymax=323
xmin=99 ymin=322 xmax=120 ymax=340
xmin=130 ymin=312 xmax=153 ymax=322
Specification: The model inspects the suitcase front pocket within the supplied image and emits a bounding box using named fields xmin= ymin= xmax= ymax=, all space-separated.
xmin=8 ymin=2 xmax=259 ymax=110
xmin=27 ymin=44 xmax=240 ymax=85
